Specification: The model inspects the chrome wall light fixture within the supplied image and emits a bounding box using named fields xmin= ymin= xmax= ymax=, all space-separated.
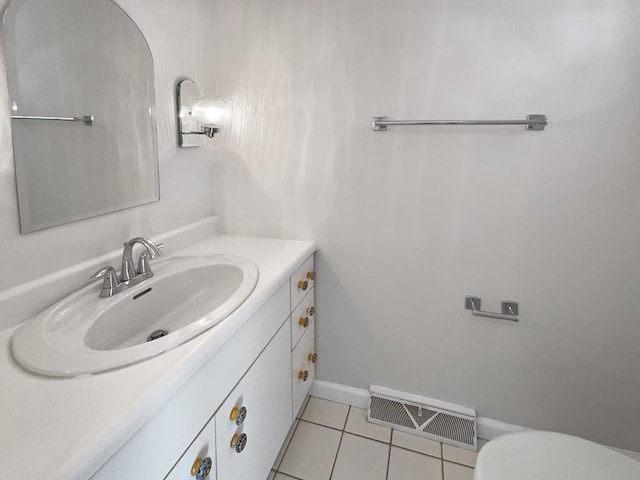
xmin=177 ymin=78 xmax=231 ymax=147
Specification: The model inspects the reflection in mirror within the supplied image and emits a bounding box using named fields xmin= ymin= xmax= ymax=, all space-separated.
xmin=3 ymin=0 xmax=159 ymax=233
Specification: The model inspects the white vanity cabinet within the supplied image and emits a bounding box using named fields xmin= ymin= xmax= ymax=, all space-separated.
xmin=165 ymin=419 xmax=216 ymax=480
xmin=90 ymin=254 xmax=316 ymax=480
xmin=292 ymin=319 xmax=316 ymax=418
xmin=289 ymin=256 xmax=316 ymax=418
xmin=290 ymin=256 xmax=315 ymax=312
xmin=214 ymin=322 xmax=291 ymax=479
xmin=291 ymin=287 xmax=315 ymax=349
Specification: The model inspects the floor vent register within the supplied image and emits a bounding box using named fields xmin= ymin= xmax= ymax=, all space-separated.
xmin=368 ymin=385 xmax=478 ymax=451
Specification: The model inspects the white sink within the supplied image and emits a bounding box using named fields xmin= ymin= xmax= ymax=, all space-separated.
xmin=11 ymin=255 xmax=259 ymax=377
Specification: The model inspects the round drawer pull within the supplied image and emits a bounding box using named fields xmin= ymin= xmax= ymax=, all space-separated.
xmin=230 ymin=432 xmax=248 ymax=453
xmin=298 ymin=316 xmax=309 ymax=328
xmin=191 ymin=456 xmax=212 ymax=480
xmin=307 ymin=305 xmax=315 ymax=317
xmin=308 ymin=353 xmax=318 ymax=364
xmin=297 ymin=280 xmax=308 ymax=291
xmin=306 ymin=271 xmax=316 ymax=281
xmin=230 ymin=406 xmax=247 ymax=425
xmin=298 ymin=370 xmax=309 ymax=381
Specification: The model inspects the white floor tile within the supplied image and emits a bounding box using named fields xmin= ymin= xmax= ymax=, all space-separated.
xmin=443 ymin=461 xmax=474 ymax=480
xmin=301 ymin=397 xmax=349 ymax=430
xmin=388 ymin=446 xmax=443 ymax=480
xmin=279 ymin=421 xmax=341 ymax=480
xmin=392 ymin=430 xmax=442 ymax=458
xmin=331 ymin=433 xmax=389 ymax=480
xmin=442 ymin=444 xmax=477 ymax=467
xmin=275 ymin=473 xmax=300 ymax=480
xmin=345 ymin=407 xmax=391 ymax=443
xmin=273 ymin=420 xmax=299 ymax=470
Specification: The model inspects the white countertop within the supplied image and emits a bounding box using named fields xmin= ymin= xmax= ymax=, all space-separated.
xmin=0 ymin=234 xmax=315 ymax=480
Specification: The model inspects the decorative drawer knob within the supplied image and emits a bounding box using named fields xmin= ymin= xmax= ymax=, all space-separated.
xmin=230 ymin=406 xmax=247 ymax=425
xmin=308 ymin=353 xmax=318 ymax=363
xmin=191 ymin=456 xmax=212 ymax=480
xmin=307 ymin=305 xmax=315 ymax=317
xmin=298 ymin=316 xmax=309 ymax=328
xmin=230 ymin=432 xmax=248 ymax=453
xmin=306 ymin=271 xmax=316 ymax=281
xmin=297 ymin=280 xmax=308 ymax=291
xmin=298 ymin=370 xmax=309 ymax=381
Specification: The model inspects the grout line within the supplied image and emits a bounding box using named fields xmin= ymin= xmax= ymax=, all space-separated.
xmin=443 ymin=459 xmax=477 ymax=469
xmin=298 ymin=418 xmax=348 ymax=433
xmin=329 ymin=406 xmax=349 ymax=479
xmin=389 ymin=443 xmax=444 ymax=462
xmin=385 ymin=438 xmax=392 ymax=480
xmin=328 ymin=430 xmax=346 ymax=480
xmin=344 ymin=430 xmax=391 ymax=447
xmin=299 ymin=418 xmax=392 ymax=449
xmin=342 ymin=405 xmax=351 ymax=431
xmin=274 ymin=418 xmax=302 ymax=472
xmin=299 ymin=419 xmax=448 ymax=464
xmin=274 ymin=470 xmax=305 ymax=480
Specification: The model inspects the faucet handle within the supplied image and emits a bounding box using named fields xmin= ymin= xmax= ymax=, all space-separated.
xmin=91 ymin=267 xmax=119 ymax=294
xmin=144 ymin=239 xmax=164 ymax=259
xmin=136 ymin=243 xmax=164 ymax=274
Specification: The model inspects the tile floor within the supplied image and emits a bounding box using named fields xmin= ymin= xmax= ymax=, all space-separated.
xmin=269 ymin=396 xmax=486 ymax=480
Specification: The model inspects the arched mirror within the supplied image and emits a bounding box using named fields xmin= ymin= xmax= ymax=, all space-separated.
xmin=3 ymin=0 xmax=159 ymax=233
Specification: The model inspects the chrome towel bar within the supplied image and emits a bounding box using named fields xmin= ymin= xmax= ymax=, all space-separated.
xmin=465 ymin=295 xmax=519 ymax=322
xmin=11 ymin=114 xmax=94 ymax=125
xmin=372 ymin=114 xmax=547 ymax=131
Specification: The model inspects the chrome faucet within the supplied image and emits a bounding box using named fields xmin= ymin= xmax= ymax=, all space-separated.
xmin=120 ymin=237 xmax=163 ymax=282
xmin=91 ymin=237 xmax=164 ymax=298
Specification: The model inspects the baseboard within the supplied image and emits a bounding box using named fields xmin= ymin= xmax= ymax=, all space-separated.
xmin=476 ymin=416 xmax=530 ymax=440
xmin=309 ymin=379 xmax=640 ymax=462
xmin=309 ymin=379 xmax=369 ymax=409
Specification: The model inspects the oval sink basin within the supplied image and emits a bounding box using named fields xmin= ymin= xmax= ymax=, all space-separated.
xmin=11 ymin=255 xmax=259 ymax=377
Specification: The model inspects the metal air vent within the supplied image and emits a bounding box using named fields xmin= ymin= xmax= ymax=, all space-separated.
xmin=368 ymin=386 xmax=477 ymax=450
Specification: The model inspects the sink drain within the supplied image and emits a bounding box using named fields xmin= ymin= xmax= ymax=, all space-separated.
xmin=147 ymin=329 xmax=168 ymax=342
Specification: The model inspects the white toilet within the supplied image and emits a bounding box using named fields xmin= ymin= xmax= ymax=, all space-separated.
xmin=474 ymin=431 xmax=640 ymax=480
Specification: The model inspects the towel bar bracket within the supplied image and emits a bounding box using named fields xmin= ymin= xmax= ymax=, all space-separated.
xmin=465 ymin=295 xmax=519 ymax=322
xmin=525 ymin=114 xmax=546 ymax=131
xmin=372 ymin=116 xmax=388 ymax=131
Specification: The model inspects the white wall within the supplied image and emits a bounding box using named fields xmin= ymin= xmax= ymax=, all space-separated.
xmin=203 ymin=0 xmax=640 ymax=451
xmin=1 ymin=0 xmax=638 ymax=453
xmin=0 ymin=0 xmax=220 ymax=291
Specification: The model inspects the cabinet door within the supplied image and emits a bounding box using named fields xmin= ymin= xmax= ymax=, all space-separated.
xmin=292 ymin=323 xmax=316 ymax=419
xmin=291 ymin=287 xmax=315 ymax=350
xmin=215 ymin=322 xmax=292 ymax=479
xmin=165 ymin=418 xmax=216 ymax=480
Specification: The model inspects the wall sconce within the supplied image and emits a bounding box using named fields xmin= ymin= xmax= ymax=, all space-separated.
xmin=177 ymin=78 xmax=231 ymax=147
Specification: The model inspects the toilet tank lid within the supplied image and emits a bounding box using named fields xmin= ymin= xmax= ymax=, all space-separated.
xmin=474 ymin=431 xmax=640 ymax=480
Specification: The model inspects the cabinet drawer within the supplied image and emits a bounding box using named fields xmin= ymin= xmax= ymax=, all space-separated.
xmin=165 ymin=418 xmax=216 ymax=480
xmin=215 ymin=322 xmax=292 ymax=479
xmin=290 ymin=255 xmax=315 ymax=311
xmin=291 ymin=287 xmax=315 ymax=350
xmin=292 ymin=324 xmax=316 ymax=419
